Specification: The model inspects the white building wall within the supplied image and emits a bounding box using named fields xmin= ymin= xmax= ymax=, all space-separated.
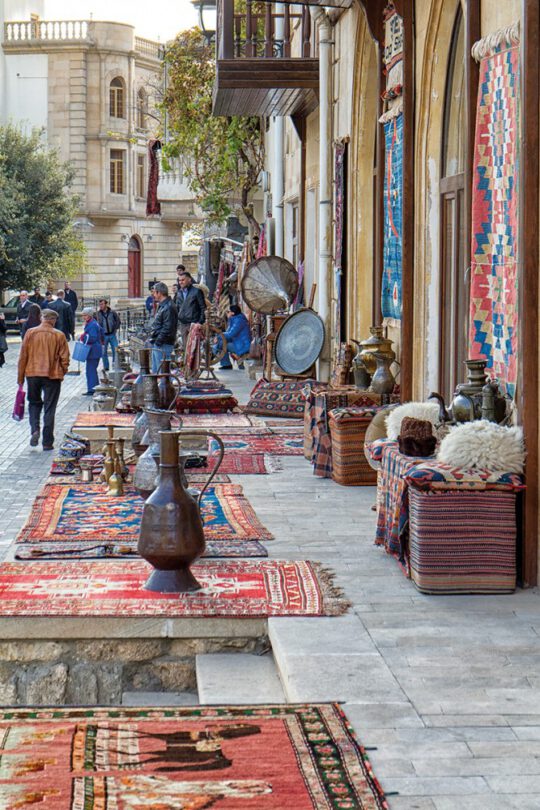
xmin=0 ymin=0 xmax=47 ymax=128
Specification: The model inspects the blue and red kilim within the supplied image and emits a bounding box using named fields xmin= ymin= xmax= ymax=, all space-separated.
xmin=381 ymin=113 xmax=403 ymax=322
xmin=469 ymin=36 xmax=520 ymax=396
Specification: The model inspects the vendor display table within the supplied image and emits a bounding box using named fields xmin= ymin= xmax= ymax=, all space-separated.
xmin=304 ymin=388 xmax=383 ymax=478
xmin=369 ymin=440 xmax=521 ymax=594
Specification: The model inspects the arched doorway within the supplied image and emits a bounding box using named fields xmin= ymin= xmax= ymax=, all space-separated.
xmin=128 ymin=236 xmax=142 ymax=298
xmin=439 ymin=7 xmax=467 ymax=399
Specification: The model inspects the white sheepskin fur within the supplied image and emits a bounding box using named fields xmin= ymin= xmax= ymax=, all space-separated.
xmin=386 ymin=402 xmax=441 ymax=440
xmin=437 ymin=420 xmax=525 ymax=473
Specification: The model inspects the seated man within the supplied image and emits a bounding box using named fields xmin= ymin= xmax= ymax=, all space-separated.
xmin=215 ymin=305 xmax=251 ymax=370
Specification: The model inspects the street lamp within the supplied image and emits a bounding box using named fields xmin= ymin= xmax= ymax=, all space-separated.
xmin=191 ymin=0 xmax=217 ymax=45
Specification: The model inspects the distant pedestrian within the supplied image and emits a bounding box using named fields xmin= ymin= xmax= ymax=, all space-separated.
xmin=145 ymin=287 xmax=156 ymax=317
xmin=216 ymin=305 xmax=251 ymax=370
xmin=29 ymin=287 xmax=45 ymax=305
xmin=0 ymin=313 xmax=7 ymax=367
xmin=176 ymin=271 xmax=206 ymax=347
xmin=17 ymin=308 xmax=70 ymax=450
xmin=79 ymin=307 xmax=104 ymax=395
xmin=149 ymin=282 xmax=178 ymax=372
xmin=96 ymin=298 xmax=121 ymax=372
xmin=16 ymin=291 xmax=31 ymax=328
xmin=21 ymin=303 xmax=42 ymax=338
xmin=48 ymin=290 xmax=75 ymax=340
xmin=63 ymin=281 xmax=79 ymax=314
xmin=40 ymin=291 xmax=54 ymax=309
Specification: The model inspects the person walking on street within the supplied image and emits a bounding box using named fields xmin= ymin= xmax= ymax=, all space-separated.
xmin=149 ymin=282 xmax=178 ymax=372
xmin=29 ymin=287 xmax=45 ymax=305
xmin=48 ymin=290 xmax=75 ymax=340
xmin=16 ymin=291 xmax=31 ymax=328
xmin=79 ymin=307 xmax=104 ymax=395
xmin=40 ymin=291 xmax=54 ymax=309
xmin=64 ymin=282 xmax=79 ymax=315
xmin=0 ymin=313 xmax=7 ymax=367
xmin=176 ymin=271 xmax=206 ymax=347
xmin=17 ymin=308 xmax=70 ymax=450
xmin=96 ymin=298 xmax=121 ymax=372
xmin=21 ymin=303 xmax=42 ymax=338
xmin=145 ymin=287 xmax=156 ymax=318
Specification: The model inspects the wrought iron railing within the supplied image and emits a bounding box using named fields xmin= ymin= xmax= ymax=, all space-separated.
xmin=217 ymin=0 xmax=315 ymax=60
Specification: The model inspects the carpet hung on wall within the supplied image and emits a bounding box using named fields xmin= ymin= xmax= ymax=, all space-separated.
xmin=0 ymin=704 xmax=386 ymax=809
xmin=0 ymin=560 xmax=349 ymax=618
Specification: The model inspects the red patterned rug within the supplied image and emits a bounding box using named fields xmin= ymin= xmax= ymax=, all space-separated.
xmin=212 ymin=454 xmax=283 ymax=475
xmin=17 ymin=484 xmax=273 ymax=545
xmin=0 ymin=560 xmax=349 ymax=617
xmin=73 ymin=412 xmax=136 ymax=428
xmin=0 ymin=704 xmax=386 ymax=809
xmin=216 ymin=434 xmax=304 ymax=455
xmin=73 ymin=412 xmax=262 ymax=429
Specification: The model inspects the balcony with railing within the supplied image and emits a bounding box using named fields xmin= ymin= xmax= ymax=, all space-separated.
xmin=213 ymin=0 xmax=319 ymax=118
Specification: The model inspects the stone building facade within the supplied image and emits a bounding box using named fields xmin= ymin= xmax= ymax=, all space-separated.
xmin=2 ymin=15 xmax=200 ymax=301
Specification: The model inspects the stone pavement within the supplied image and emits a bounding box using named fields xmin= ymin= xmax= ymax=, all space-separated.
xmin=1 ymin=350 xmax=540 ymax=808
xmin=0 ymin=337 xmax=85 ymax=559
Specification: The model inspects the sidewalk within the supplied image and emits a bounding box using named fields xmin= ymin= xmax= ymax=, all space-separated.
xmin=0 ymin=352 xmax=539 ymax=808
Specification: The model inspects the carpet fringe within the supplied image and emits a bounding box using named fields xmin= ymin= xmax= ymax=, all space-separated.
xmin=472 ymin=21 xmax=520 ymax=61
xmin=311 ymin=562 xmax=351 ymax=616
xmin=264 ymin=455 xmax=284 ymax=473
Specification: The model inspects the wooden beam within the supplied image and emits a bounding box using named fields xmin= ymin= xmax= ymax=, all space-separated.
xmin=519 ymin=0 xmax=540 ymax=587
xmin=399 ymin=2 xmax=415 ymax=400
xmin=361 ymin=0 xmax=384 ymax=43
xmin=464 ymin=0 xmax=480 ymax=350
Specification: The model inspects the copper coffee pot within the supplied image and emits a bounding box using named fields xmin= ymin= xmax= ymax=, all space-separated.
xmin=138 ymin=431 xmax=208 ymax=593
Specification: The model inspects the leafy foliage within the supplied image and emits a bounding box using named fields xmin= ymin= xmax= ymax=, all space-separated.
xmin=162 ymin=28 xmax=264 ymax=232
xmin=0 ymin=125 xmax=86 ymax=292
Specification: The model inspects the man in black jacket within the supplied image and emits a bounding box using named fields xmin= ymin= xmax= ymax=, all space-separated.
xmin=149 ymin=282 xmax=178 ymax=372
xmin=29 ymin=287 xmax=45 ymax=305
xmin=16 ymin=291 xmax=31 ymax=328
xmin=96 ymin=298 xmax=121 ymax=371
xmin=176 ymin=271 xmax=206 ymax=347
xmin=48 ymin=290 xmax=75 ymax=340
xmin=63 ymin=282 xmax=79 ymax=315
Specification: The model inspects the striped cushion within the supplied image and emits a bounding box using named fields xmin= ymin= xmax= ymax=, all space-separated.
xmin=409 ymin=489 xmax=517 ymax=594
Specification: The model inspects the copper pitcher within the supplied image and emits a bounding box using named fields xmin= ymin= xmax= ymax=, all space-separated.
xmin=130 ymin=348 xmax=151 ymax=410
xmin=138 ymin=431 xmax=206 ymax=593
xmin=157 ymin=359 xmax=180 ymax=410
xmin=133 ymin=408 xmax=183 ymax=498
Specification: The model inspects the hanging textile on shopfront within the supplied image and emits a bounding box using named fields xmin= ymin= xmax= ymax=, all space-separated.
xmin=334 ymin=142 xmax=346 ymax=337
xmin=381 ymin=113 xmax=403 ymax=323
xmin=382 ymin=2 xmax=403 ymax=101
xmin=469 ymin=23 xmax=520 ymax=397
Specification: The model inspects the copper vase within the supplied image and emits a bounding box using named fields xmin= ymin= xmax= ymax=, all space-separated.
xmin=133 ymin=408 xmax=183 ymax=498
xmin=359 ymin=326 xmax=396 ymax=376
xmin=138 ymin=431 xmax=205 ymax=593
xmin=157 ymin=359 xmax=179 ymax=410
xmin=130 ymin=348 xmax=151 ymax=410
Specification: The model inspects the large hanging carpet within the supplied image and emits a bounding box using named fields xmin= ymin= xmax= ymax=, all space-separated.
xmin=0 ymin=560 xmax=349 ymax=617
xmin=17 ymin=484 xmax=273 ymax=545
xmin=15 ymin=537 xmax=268 ymax=560
xmin=0 ymin=704 xmax=386 ymax=809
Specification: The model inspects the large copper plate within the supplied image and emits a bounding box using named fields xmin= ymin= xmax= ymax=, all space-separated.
xmin=275 ymin=309 xmax=325 ymax=375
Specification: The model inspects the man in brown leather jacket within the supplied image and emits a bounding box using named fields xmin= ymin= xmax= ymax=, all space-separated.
xmin=17 ymin=309 xmax=70 ymax=450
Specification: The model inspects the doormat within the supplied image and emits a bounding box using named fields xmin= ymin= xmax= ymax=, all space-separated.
xmin=0 ymin=704 xmax=386 ymax=809
xmin=0 ymin=560 xmax=349 ymax=617
xmin=15 ymin=537 xmax=268 ymax=560
xmin=17 ymin=484 xmax=273 ymax=545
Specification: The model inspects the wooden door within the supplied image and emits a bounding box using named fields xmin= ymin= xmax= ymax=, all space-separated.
xmin=128 ymin=236 xmax=142 ymax=297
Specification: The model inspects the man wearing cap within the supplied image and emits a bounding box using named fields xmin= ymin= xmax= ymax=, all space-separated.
xmin=40 ymin=291 xmax=54 ymax=309
xmin=18 ymin=308 xmax=70 ymax=450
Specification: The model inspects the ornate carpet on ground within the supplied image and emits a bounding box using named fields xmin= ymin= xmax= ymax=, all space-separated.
xmin=73 ymin=412 xmax=261 ymax=429
xmin=47 ymin=472 xmax=233 ymax=486
xmin=210 ymin=454 xmax=283 ymax=475
xmin=212 ymin=434 xmax=304 ymax=456
xmin=17 ymin=484 xmax=273 ymax=544
xmin=244 ymin=379 xmax=324 ymax=419
xmin=0 ymin=560 xmax=349 ymax=617
xmin=0 ymin=704 xmax=385 ymax=809
xmin=15 ymin=537 xmax=268 ymax=560
xmin=469 ymin=28 xmax=520 ymax=396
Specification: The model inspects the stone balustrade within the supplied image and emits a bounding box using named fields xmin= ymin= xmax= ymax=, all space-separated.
xmin=3 ymin=19 xmax=89 ymax=43
xmin=135 ymin=36 xmax=164 ymax=61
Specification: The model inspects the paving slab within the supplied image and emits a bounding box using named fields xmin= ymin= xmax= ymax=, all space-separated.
xmin=196 ymin=652 xmax=286 ymax=704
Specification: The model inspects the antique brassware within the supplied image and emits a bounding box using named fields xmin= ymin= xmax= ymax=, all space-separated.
xmin=358 ymin=326 xmax=396 ymax=376
xmin=138 ymin=431 xmax=206 ymax=593
xmin=133 ymin=408 xmax=183 ymax=498
xmin=157 ymin=359 xmax=179 ymax=410
xmin=100 ymin=439 xmax=116 ymax=484
xmin=130 ymin=348 xmax=151 ymax=411
xmin=370 ymin=351 xmax=396 ymax=395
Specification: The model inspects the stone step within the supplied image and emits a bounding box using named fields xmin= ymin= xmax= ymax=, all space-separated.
xmin=122 ymin=691 xmax=199 ymax=707
xmin=196 ymin=653 xmax=286 ymax=705
xmin=269 ymin=616 xmax=408 ymax=704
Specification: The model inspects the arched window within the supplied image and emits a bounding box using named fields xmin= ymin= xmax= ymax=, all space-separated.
xmin=109 ymin=77 xmax=125 ymax=119
xmin=439 ymin=6 xmax=466 ymax=399
xmin=136 ymin=88 xmax=147 ymax=130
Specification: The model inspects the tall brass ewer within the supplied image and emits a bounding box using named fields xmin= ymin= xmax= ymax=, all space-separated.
xmin=138 ymin=431 xmax=206 ymax=593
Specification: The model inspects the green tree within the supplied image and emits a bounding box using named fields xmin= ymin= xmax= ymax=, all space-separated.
xmin=0 ymin=125 xmax=87 ymax=292
xmin=162 ymin=28 xmax=264 ymax=234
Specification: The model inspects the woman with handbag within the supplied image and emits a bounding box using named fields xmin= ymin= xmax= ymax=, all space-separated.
xmin=79 ymin=307 xmax=104 ymax=395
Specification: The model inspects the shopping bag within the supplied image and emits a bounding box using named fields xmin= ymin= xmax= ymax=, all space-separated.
xmin=12 ymin=384 xmax=25 ymax=422
xmin=72 ymin=337 xmax=91 ymax=363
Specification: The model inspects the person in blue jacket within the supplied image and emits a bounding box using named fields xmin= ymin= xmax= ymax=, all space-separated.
xmin=217 ymin=305 xmax=251 ymax=370
xmin=80 ymin=307 xmax=104 ymax=394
